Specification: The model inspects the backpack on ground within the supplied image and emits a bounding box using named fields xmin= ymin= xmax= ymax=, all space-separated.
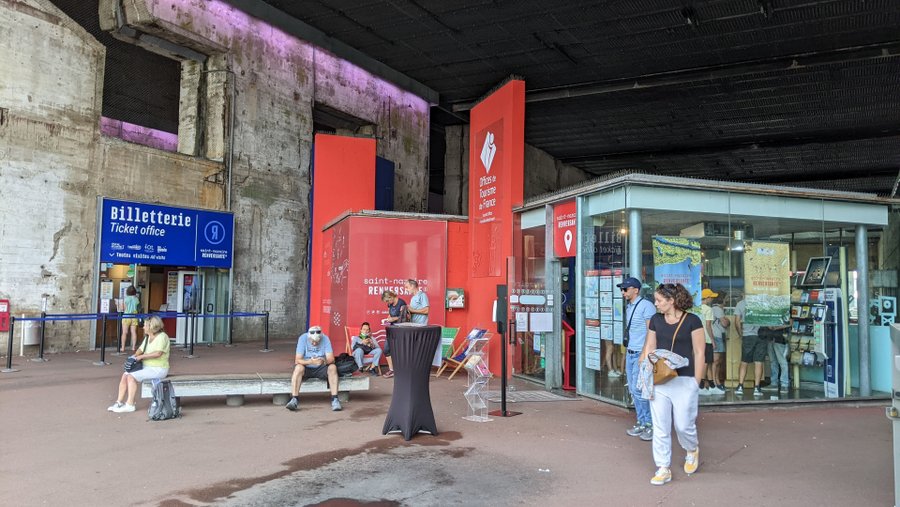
xmin=334 ymin=353 xmax=359 ymax=376
xmin=148 ymin=379 xmax=180 ymax=421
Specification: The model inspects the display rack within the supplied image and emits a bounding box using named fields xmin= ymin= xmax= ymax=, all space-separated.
xmin=789 ymin=286 xmax=846 ymax=396
xmin=462 ymin=336 xmax=492 ymax=422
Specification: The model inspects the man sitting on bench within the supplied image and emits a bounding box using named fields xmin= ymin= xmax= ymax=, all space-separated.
xmin=286 ymin=325 xmax=342 ymax=412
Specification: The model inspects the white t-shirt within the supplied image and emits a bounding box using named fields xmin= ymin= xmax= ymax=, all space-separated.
xmin=711 ymin=305 xmax=727 ymax=338
xmin=700 ymin=304 xmax=714 ymax=344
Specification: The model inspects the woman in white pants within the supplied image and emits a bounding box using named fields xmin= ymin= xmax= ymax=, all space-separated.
xmin=641 ymin=283 xmax=706 ymax=485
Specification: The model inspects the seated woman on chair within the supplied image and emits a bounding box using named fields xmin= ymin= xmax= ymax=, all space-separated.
xmin=351 ymin=321 xmax=383 ymax=376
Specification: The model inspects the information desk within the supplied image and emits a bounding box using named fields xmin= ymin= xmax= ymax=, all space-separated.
xmin=382 ymin=324 xmax=441 ymax=440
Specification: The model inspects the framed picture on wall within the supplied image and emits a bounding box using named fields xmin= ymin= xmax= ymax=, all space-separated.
xmin=801 ymin=256 xmax=832 ymax=287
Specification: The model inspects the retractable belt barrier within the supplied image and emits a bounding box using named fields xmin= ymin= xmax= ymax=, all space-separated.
xmin=2 ymin=311 xmax=270 ymax=372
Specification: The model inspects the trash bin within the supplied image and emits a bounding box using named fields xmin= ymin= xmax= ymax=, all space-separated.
xmin=20 ymin=315 xmax=40 ymax=346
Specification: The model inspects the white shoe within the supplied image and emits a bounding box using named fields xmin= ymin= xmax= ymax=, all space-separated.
xmin=112 ymin=403 xmax=136 ymax=413
xmin=607 ymin=370 xmax=622 ymax=378
xmin=107 ymin=402 xmax=124 ymax=412
xmin=707 ymin=386 xmax=726 ymax=395
xmin=698 ymin=387 xmax=711 ymax=396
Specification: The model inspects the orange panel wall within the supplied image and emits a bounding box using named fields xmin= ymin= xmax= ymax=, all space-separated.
xmin=308 ymin=134 xmax=376 ymax=330
xmin=445 ymin=221 xmax=469 ymax=346
xmin=466 ymin=80 xmax=525 ymax=376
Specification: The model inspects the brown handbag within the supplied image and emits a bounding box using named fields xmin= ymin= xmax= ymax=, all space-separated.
xmin=650 ymin=313 xmax=686 ymax=385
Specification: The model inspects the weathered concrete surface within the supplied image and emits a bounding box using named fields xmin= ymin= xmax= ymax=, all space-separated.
xmin=1 ymin=0 xmax=432 ymax=349
xmin=0 ymin=342 xmax=893 ymax=506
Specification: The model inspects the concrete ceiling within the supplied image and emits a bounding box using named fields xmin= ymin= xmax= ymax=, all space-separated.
xmin=251 ymin=0 xmax=900 ymax=196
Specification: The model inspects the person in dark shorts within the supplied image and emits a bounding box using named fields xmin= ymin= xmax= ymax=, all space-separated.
xmin=285 ymin=325 xmax=342 ymax=411
xmin=734 ymin=298 xmax=765 ymax=397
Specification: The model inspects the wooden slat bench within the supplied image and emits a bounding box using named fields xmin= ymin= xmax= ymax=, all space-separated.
xmin=141 ymin=373 xmax=370 ymax=406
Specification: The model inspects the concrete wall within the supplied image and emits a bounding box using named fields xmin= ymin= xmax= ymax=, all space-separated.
xmin=442 ymin=125 xmax=590 ymax=215
xmin=0 ymin=0 xmax=431 ymax=350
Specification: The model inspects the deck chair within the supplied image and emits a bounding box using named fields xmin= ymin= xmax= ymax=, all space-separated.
xmin=431 ymin=327 xmax=460 ymax=377
xmin=345 ymin=326 xmax=387 ymax=374
xmin=437 ymin=329 xmax=490 ymax=380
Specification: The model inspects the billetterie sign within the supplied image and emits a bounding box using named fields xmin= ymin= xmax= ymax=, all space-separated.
xmin=99 ymin=198 xmax=234 ymax=268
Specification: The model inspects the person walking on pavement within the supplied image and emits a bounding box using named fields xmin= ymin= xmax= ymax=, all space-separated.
xmin=641 ymin=283 xmax=705 ymax=486
xmin=619 ymin=277 xmax=657 ymax=441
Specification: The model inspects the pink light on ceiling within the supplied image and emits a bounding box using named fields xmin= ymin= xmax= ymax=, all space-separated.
xmin=157 ymin=0 xmax=429 ymax=114
xmin=100 ymin=117 xmax=178 ymax=152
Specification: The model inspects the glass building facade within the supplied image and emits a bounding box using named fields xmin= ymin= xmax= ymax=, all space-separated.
xmin=513 ymin=174 xmax=898 ymax=406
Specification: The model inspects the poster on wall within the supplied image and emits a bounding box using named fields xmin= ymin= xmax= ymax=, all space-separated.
xmin=166 ymin=271 xmax=178 ymax=308
xmin=585 ymin=323 xmax=601 ymax=370
xmin=100 ymin=280 xmax=114 ymax=300
xmin=652 ymin=236 xmax=702 ymax=307
xmin=584 ymin=270 xmax=599 ymax=297
xmin=553 ymin=200 xmax=577 ymax=258
xmin=471 ymin=119 xmax=505 ymax=278
xmin=743 ymin=241 xmax=791 ymax=325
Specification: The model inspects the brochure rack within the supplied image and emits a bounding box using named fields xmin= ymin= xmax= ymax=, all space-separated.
xmin=462 ymin=336 xmax=492 ymax=422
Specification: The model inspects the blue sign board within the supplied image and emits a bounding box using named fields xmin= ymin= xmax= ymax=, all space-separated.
xmin=99 ymin=198 xmax=234 ymax=268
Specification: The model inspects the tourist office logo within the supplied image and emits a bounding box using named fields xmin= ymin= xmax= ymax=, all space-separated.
xmin=99 ymin=198 xmax=233 ymax=268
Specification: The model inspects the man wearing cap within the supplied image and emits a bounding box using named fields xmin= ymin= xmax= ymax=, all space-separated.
xmin=286 ymin=325 xmax=342 ymax=411
xmin=619 ymin=277 xmax=657 ymax=441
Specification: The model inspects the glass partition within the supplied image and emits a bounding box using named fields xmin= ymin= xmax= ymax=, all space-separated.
xmin=569 ymin=185 xmax=893 ymax=405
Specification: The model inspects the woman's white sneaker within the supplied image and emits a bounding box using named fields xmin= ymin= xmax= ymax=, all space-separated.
xmin=107 ymin=402 xmax=124 ymax=412
xmin=112 ymin=403 xmax=136 ymax=413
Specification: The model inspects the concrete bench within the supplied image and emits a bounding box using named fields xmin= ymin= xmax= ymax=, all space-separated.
xmin=141 ymin=373 xmax=370 ymax=406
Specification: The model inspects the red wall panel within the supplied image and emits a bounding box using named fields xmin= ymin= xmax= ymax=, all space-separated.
xmin=309 ymin=134 xmax=375 ymax=333
xmin=467 ymin=80 xmax=525 ymax=375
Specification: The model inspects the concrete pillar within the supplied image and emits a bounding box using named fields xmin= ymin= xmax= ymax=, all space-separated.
xmin=545 ymin=204 xmax=562 ymax=390
xmin=628 ymin=209 xmax=642 ymax=281
xmin=856 ymin=224 xmax=871 ymax=396
xmin=178 ymin=60 xmax=202 ymax=156
xmin=204 ymin=54 xmax=228 ymax=162
xmin=443 ymin=125 xmax=468 ymax=215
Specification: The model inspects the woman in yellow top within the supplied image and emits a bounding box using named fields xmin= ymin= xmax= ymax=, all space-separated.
xmin=108 ymin=315 xmax=170 ymax=413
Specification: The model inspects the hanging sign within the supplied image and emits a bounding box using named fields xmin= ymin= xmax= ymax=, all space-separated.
xmin=553 ymin=200 xmax=577 ymax=258
xmin=99 ymin=198 xmax=234 ymax=268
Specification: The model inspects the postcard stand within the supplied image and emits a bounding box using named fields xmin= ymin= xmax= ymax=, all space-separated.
xmin=462 ymin=336 xmax=492 ymax=422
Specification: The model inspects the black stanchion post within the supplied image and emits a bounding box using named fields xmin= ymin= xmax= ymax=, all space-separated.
xmin=490 ymin=284 xmax=520 ymax=418
xmin=116 ymin=311 xmax=123 ymax=355
xmin=228 ymin=312 xmax=234 ymax=346
xmin=2 ymin=317 xmax=18 ymax=373
xmin=94 ymin=314 xmax=109 ymax=366
xmin=181 ymin=312 xmax=189 ymax=349
xmin=32 ymin=311 xmax=48 ymax=362
xmin=260 ymin=311 xmax=272 ymax=352
xmin=187 ymin=311 xmax=197 ymax=358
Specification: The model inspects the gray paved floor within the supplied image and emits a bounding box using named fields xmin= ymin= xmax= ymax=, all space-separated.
xmin=0 ymin=340 xmax=894 ymax=506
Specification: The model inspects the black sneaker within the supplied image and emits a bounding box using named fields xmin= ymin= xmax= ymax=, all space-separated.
xmin=285 ymin=398 xmax=299 ymax=411
xmin=753 ymin=386 xmax=764 ymax=397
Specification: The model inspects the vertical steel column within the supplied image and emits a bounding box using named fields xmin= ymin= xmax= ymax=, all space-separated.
xmin=856 ymin=224 xmax=871 ymax=396
xmin=544 ymin=203 xmax=562 ymax=390
xmin=628 ymin=209 xmax=642 ymax=280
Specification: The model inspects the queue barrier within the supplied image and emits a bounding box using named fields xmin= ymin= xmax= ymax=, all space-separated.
xmin=1 ymin=311 xmax=270 ymax=373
